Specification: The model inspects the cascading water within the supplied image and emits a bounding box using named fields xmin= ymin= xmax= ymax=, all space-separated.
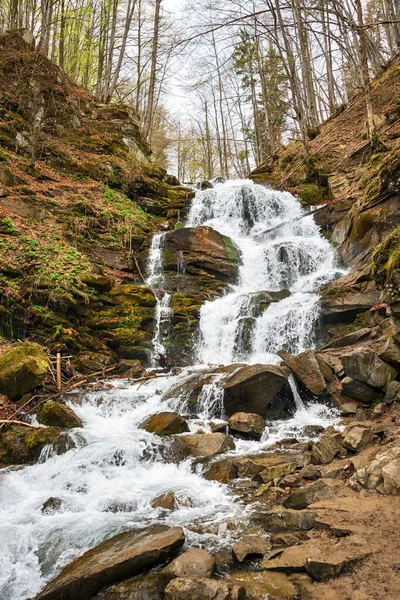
xmin=187 ymin=179 xmax=345 ymax=365
xmin=0 ymin=180 xmax=342 ymax=600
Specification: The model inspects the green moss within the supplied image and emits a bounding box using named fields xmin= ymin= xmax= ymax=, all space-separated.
xmin=36 ymin=401 xmax=82 ymax=428
xmin=297 ymin=183 xmax=329 ymax=206
xmin=372 ymin=225 xmax=400 ymax=284
xmin=0 ymin=341 xmax=49 ymax=400
xmin=350 ymin=213 xmax=375 ymax=240
xmin=221 ymin=235 xmax=241 ymax=262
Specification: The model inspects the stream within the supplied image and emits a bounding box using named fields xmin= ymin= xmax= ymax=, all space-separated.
xmin=0 ymin=180 xmax=343 ymax=599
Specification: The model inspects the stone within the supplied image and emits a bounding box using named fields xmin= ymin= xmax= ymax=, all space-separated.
xmin=385 ymin=380 xmax=400 ymax=400
xmin=342 ymin=351 xmax=396 ymax=390
xmin=310 ymin=432 xmax=342 ymax=465
xmin=321 ymin=284 xmax=381 ymax=324
xmin=36 ymin=401 xmax=83 ymax=429
xmin=164 ymin=578 xmax=245 ymax=600
xmin=152 ymin=491 xmax=178 ymax=511
xmin=0 ymin=424 xmax=63 ymax=466
xmin=228 ymin=412 xmax=265 ymax=439
xmin=322 ymin=328 xmax=371 ymax=350
xmin=204 ymin=457 xmax=238 ymax=482
xmin=341 ymin=377 xmax=378 ymax=402
xmin=342 ymin=426 xmax=374 ymax=453
xmin=36 ymin=525 xmax=185 ymax=600
xmin=262 ymin=506 xmax=316 ymax=532
xmin=0 ymin=165 xmax=17 ymax=186
xmin=350 ymin=446 xmax=400 ymax=493
xmin=279 ymin=349 xmax=328 ymax=395
xmin=82 ymin=272 xmax=113 ymax=291
xmin=261 ymin=542 xmax=317 ymax=572
xmin=162 ymin=548 xmax=215 ymax=581
xmin=301 ymin=425 xmax=325 ymax=438
xmin=260 ymin=462 xmax=298 ymax=484
xmin=222 ymin=364 xmax=291 ymax=418
xmin=140 ymin=412 xmax=189 ymax=436
xmin=226 ymin=572 xmax=298 ymax=600
xmin=179 ymin=433 xmax=235 ymax=458
xmin=232 ymin=535 xmax=271 ymax=562
xmin=0 ymin=341 xmax=49 ymax=400
xmin=305 ymin=536 xmax=375 ymax=581
xmin=283 ymin=479 xmax=337 ymax=510
xmin=300 ymin=465 xmax=322 ymax=480
xmin=93 ymin=572 xmax=163 ymax=600
xmin=41 ymin=497 xmax=62 ymax=514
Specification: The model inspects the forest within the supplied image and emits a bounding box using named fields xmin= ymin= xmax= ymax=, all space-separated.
xmin=1 ymin=0 xmax=399 ymax=178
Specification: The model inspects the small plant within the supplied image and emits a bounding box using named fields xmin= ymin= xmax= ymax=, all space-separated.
xmin=0 ymin=217 xmax=15 ymax=235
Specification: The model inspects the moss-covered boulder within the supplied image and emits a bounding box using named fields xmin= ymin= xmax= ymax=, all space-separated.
xmin=36 ymin=401 xmax=83 ymax=428
xmin=0 ymin=424 xmax=63 ymax=466
xmin=0 ymin=341 xmax=49 ymax=400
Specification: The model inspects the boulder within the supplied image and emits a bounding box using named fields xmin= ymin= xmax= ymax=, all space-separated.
xmin=36 ymin=525 xmax=185 ymax=600
xmin=259 ymin=462 xmax=298 ymax=484
xmin=283 ymin=479 xmax=337 ymax=510
xmin=342 ymin=351 xmax=396 ymax=390
xmin=222 ymin=364 xmax=291 ymax=418
xmin=320 ymin=283 xmax=381 ymax=324
xmin=0 ymin=424 xmax=64 ymax=466
xmin=226 ymin=572 xmax=298 ymax=600
xmin=262 ymin=506 xmax=316 ymax=532
xmin=164 ymin=578 xmax=245 ymax=600
xmin=350 ymin=446 xmax=400 ymax=493
xmin=179 ymin=433 xmax=235 ymax=458
xmin=300 ymin=465 xmax=322 ymax=480
xmin=310 ymin=432 xmax=342 ymax=465
xmin=228 ymin=412 xmax=265 ymax=439
xmin=151 ymin=491 xmax=192 ymax=511
xmin=93 ymin=572 xmax=163 ymax=600
xmin=232 ymin=535 xmax=271 ymax=562
xmin=305 ymin=536 xmax=375 ymax=581
xmin=342 ymin=425 xmax=374 ymax=453
xmin=41 ymin=497 xmax=63 ymax=514
xmin=36 ymin=401 xmax=83 ymax=429
xmin=341 ymin=376 xmax=377 ymax=402
xmin=161 ymin=226 xmax=241 ymax=294
xmin=0 ymin=341 xmax=49 ymax=400
xmin=261 ymin=542 xmax=317 ymax=572
xmin=279 ymin=349 xmax=328 ymax=396
xmin=204 ymin=457 xmax=238 ymax=483
xmin=140 ymin=412 xmax=189 ymax=436
xmin=162 ymin=548 xmax=215 ymax=581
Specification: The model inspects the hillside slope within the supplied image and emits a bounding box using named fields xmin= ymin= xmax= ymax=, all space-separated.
xmin=0 ymin=31 xmax=191 ymax=368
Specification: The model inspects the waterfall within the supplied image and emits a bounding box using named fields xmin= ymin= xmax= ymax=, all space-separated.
xmin=0 ymin=180 xmax=343 ymax=600
xmin=188 ymin=180 xmax=345 ymax=365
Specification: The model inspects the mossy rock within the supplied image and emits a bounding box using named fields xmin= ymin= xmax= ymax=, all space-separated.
xmin=0 ymin=424 xmax=62 ymax=466
xmin=36 ymin=401 xmax=83 ymax=428
xmin=297 ymin=183 xmax=329 ymax=206
xmin=372 ymin=225 xmax=400 ymax=285
xmin=0 ymin=341 xmax=49 ymax=400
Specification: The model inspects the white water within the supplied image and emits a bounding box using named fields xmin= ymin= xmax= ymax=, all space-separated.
xmin=187 ymin=179 xmax=345 ymax=364
xmin=0 ymin=180 xmax=342 ymax=599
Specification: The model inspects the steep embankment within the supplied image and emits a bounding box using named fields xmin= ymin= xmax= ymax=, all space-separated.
xmin=0 ymin=31 xmax=192 ymax=372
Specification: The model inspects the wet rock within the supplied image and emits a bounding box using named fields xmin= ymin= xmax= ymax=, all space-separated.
xmin=310 ymin=432 xmax=342 ymax=465
xmin=93 ymin=572 xmax=163 ymax=600
xmin=222 ymin=364 xmax=291 ymax=418
xmin=342 ymin=351 xmax=396 ymax=390
xmin=0 ymin=425 xmax=64 ymax=466
xmin=342 ymin=425 xmax=374 ymax=453
xmin=226 ymin=572 xmax=298 ymax=600
xmin=0 ymin=341 xmax=49 ymax=400
xmin=232 ymin=535 xmax=272 ymax=562
xmin=320 ymin=283 xmax=381 ymax=324
xmin=36 ymin=525 xmax=185 ymax=600
xmin=180 ymin=433 xmax=235 ymax=458
xmin=164 ymin=577 xmax=245 ymax=600
xmin=350 ymin=446 xmax=400 ymax=493
xmin=341 ymin=376 xmax=379 ymax=402
xmin=228 ymin=412 xmax=265 ymax=440
xmin=247 ymin=289 xmax=291 ymax=318
xmin=140 ymin=412 xmax=189 ymax=436
xmin=210 ymin=421 xmax=228 ymax=433
xmin=203 ymin=457 xmax=238 ymax=482
xmin=262 ymin=506 xmax=316 ymax=532
xmin=283 ymin=479 xmax=337 ymax=510
xmin=162 ymin=548 xmax=215 ymax=581
xmin=322 ymin=328 xmax=371 ymax=350
xmin=279 ymin=349 xmax=329 ymax=396
xmin=41 ymin=497 xmax=62 ymax=514
xmin=114 ymin=359 xmax=145 ymax=378
xmin=300 ymin=465 xmax=322 ymax=480
xmin=161 ymin=226 xmax=241 ymax=294
xmin=36 ymin=401 xmax=83 ymax=429
xmin=301 ymin=424 xmax=325 ymax=438
xmin=151 ymin=490 xmax=192 ymax=511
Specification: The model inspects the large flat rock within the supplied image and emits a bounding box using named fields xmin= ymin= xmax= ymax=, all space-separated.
xmin=36 ymin=525 xmax=185 ymax=600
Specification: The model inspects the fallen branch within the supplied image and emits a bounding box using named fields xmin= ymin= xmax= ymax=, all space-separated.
xmin=0 ymin=420 xmax=46 ymax=429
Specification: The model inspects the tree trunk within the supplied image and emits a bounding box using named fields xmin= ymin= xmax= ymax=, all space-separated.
xmin=143 ymin=0 xmax=162 ymax=140
xmin=355 ymin=0 xmax=375 ymax=140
